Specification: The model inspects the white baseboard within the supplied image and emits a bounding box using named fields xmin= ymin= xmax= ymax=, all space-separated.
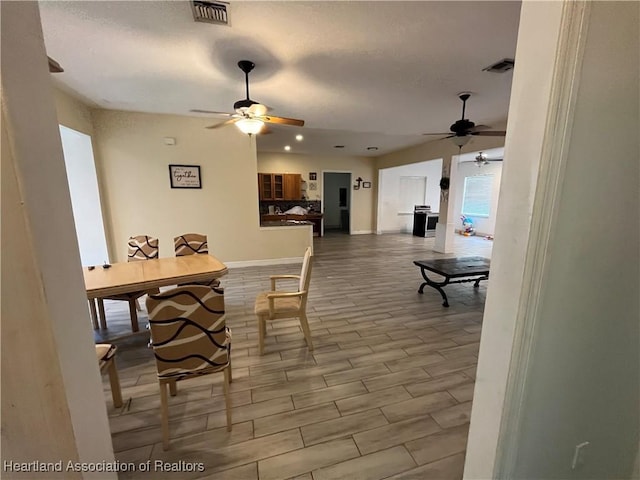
xmin=225 ymin=256 xmax=303 ymax=268
xmin=351 ymin=230 xmax=373 ymax=235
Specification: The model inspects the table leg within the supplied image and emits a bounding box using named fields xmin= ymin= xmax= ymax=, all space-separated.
xmin=473 ymin=275 xmax=489 ymax=288
xmin=128 ymin=299 xmax=139 ymax=333
xmin=88 ymin=299 xmax=99 ymax=330
xmin=97 ymin=298 xmax=107 ymax=329
xmin=417 ymin=267 xmax=451 ymax=307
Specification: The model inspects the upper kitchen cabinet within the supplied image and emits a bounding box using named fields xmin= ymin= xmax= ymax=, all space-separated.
xmin=258 ymin=173 xmax=284 ymax=200
xmin=258 ymin=173 xmax=301 ymax=201
xmin=284 ymin=174 xmax=301 ymax=200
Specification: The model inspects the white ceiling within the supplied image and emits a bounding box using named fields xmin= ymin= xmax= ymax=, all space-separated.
xmin=39 ymin=1 xmax=521 ymax=158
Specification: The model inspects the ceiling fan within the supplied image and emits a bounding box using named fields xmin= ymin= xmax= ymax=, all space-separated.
xmin=461 ymin=151 xmax=504 ymax=167
xmin=423 ymin=93 xmax=506 ymax=147
xmin=191 ymin=60 xmax=305 ymax=135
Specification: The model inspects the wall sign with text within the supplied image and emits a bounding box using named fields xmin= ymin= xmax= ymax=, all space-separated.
xmin=169 ymin=165 xmax=201 ymax=189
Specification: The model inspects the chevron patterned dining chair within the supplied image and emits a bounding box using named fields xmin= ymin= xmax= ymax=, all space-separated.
xmin=174 ymin=233 xmax=220 ymax=287
xmin=97 ymin=235 xmax=159 ymax=332
xmin=146 ymin=284 xmax=232 ymax=450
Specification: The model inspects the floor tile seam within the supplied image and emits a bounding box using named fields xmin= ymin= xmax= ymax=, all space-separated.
xmin=291 ymin=384 xmax=367 ymax=410
xmin=192 ymin=461 xmax=258 ymax=480
xmin=375 ymin=385 xmax=413 ymax=424
xmin=257 ymin=432 xmax=361 ymax=474
xmin=207 ymin=401 xmax=296 ymax=427
xmin=301 ymin=426 xmax=392 ymax=449
xmin=250 ymin=382 xmax=328 ymax=404
xmin=111 ymin=411 xmax=210 ymax=440
xmin=253 ymin=412 xmax=343 ymax=440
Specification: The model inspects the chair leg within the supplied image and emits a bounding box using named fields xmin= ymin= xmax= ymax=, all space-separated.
xmin=97 ymin=298 xmax=107 ymax=329
xmin=223 ymin=368 xmax=232 ymax=432
xmin=228 ymin=357 xmax=232 ymax=384
xmin=257 ymin=315 xmax=266 ymax=355
xmin=128 ymin=299 xmax=139 ymax=332
xmin=159 ymin=381 xmax=170 ymax=450
xmin=299 ymin=312 xmax=314 ymax=351
xmin=107 ymin=358 xmax=123 ymax=408
xmin=89 ymin=299 xmax=99 ymax=330
xmin=169 ymin=379 xmax=177 ymax=397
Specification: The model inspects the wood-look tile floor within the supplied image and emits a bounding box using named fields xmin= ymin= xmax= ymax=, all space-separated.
xmin=96 ymin=233 xmax=493 ymax=480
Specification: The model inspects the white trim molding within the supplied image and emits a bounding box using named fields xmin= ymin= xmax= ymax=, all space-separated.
xmin=225 ymin=257 xmax=304 ymax=268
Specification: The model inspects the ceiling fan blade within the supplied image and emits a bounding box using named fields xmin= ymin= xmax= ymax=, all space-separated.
xmin=48 ymin=56 xmax=64 ymax=73
xmin=261 ymin=115 xmax=305 ymax=127
xmin=260 ymin=125 xmax=273 ymax=135
xmin=471 ymin=130 xmax=507 ymax=136
xmin=191 ymin=109 xmax=234 ymax=116
xmin=469 ymin=124 xmax=491 ymax=132
xmin=422 ymin=132 xmax=452 ymax=136
xmin=205 ymin=118 xmax=238 ymax=129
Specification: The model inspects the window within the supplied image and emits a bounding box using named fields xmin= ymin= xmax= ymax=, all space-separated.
xmin=462 ymin=174 xmax=494 ymax=217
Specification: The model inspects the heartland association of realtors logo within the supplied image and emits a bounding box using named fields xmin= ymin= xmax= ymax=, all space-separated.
xmin=3 ymin=460 xmax=205 ymax=473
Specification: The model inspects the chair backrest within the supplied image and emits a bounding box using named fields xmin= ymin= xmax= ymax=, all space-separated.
xmin=174 ymin=233 xmax=208 ymax=256
xmin=128 ymin=235 xmax=159 ymax=261
xmin=299 ymin=247 xmax=313 ymax=294
xmin=146 ymin=285 xmax=228 ymax=378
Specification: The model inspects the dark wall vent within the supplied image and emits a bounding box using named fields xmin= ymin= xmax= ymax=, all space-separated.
xmin=483 ymin=58 xmax=515 ymax=73
xmin=192 ymin=1 xmax=229 ymax=25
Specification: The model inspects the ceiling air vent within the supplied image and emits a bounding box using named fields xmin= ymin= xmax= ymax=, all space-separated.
xmin=483 ymin=58 xmax=515 ymax=73
xmin=192 ymin=1 xmax=229 ymax=26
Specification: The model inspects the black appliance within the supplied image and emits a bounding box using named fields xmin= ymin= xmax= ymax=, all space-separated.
xmin=413 ymin=205 xmax=439 ymax=237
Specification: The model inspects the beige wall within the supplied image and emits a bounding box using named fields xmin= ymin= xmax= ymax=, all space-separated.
xmin=258 ymin=152 xmax=376 ymax=234
xmin=54 ymin=87 xmax=95 ymax=136
xmin=92 ymin=110 xmax=311 ymax=263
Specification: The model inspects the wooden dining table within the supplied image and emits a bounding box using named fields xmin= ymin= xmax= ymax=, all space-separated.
xmin=84 ymin=254 xmax=228 ymax=330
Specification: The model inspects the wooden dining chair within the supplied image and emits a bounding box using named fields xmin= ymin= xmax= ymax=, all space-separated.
xmin=95 ymin=343 xmax=123 ymax=409
xmin=254 ymin=246 xmax=314 ymax=354
xmin=174 ymin=233 xmax=220 ymax=287
xmin=97 ymin=235 xmax=159 ymax=332
xmin=146 ymin=285 xmax=232 ymax=450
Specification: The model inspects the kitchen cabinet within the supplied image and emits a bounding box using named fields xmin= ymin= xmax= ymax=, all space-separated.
xmin=284 ymin=174 xmax=301 ymax=200
xmin=258 ymin=173 xmax=284 ymax=200
xmin=258 ymin=173 xmax=302 ymax=201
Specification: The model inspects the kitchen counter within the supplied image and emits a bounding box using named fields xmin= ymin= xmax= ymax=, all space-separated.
xmin=261 ymin=220 xmax=313 ymax=227
xmin=261 ymin=214 xmax=323 ymax=236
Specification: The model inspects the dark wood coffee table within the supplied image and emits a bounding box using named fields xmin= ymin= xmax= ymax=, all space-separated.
xmin=413 ymin=256 xmax=490 ymax=307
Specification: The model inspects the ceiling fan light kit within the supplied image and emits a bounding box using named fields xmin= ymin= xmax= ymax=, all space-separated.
xmin=235 ymin=118 xmax=264 ymax=135
xmin=451 ymin=136 xmax=471 ymax=148
xmin=201 ymin=60 xmax=304 ymax=135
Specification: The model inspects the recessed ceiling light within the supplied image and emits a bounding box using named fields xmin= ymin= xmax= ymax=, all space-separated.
xmin=284 ymin=145 xmax=291 ymax=151
xmin=334 ymin=145 xmax=345 ymax=149
xmin=295 ymin=134 xmax=304 ymax=141
xmin=367 ymin=146 xmax=379 ymax=151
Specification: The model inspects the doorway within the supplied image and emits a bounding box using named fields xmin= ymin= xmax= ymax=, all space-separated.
xmin=322 ymin=172 xmax=351 ymax=235
xmin=59 ymin=125 xmax=110 ymax=265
